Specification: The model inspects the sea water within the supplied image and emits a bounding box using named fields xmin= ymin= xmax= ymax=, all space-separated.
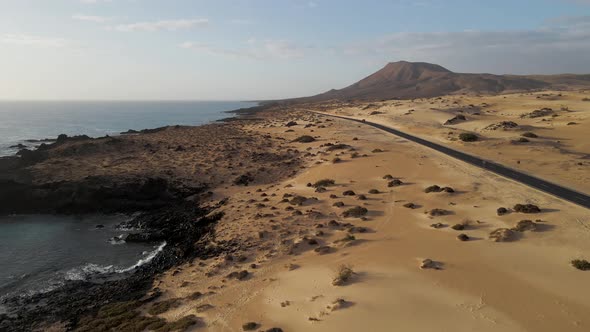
xmin=0 ymin=100 xmax=255 ymax=156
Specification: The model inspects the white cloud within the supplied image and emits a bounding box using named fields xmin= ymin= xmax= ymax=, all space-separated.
xmin=0 ymin=34 xmax=68 ymax=48
xmin=111 ymin=19 xmax=209 ymax=32
xmin=181 ymin=39 xmax=305 ymax=60
xmin=72 ymin=14 xmax=113 ymax=23
xmin=341 ymin=17 xmax=590 ymax=74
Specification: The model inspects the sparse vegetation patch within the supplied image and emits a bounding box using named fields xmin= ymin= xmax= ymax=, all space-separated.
xmin=293 ymin=135 xmax=315 ymax=143
xmin=513 ymin=204 xmax=541 ymax=213
xmin=459 ymin=133 xmax=478 ymax=142
xmin=343 ymin=206 xmax=368 ymax=218
xmin=571 ymin=259 xmax=590 ymax=271
xmin=332 ymin=265 xmax=355 ymax=286
xmin=313 ymin=179 xmax=335 ymax=188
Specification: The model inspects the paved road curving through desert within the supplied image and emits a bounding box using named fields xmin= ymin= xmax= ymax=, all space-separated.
xmin=319 ymin=113 xmax=590 ymax=209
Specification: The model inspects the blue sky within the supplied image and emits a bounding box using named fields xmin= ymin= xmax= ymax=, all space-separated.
xmin=1 ymin=0 xmax=589 ymax=100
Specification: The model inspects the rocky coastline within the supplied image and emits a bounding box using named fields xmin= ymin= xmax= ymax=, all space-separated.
xmin=0 ymin=105 xmax=302 ymax=331
xmin=0 ymin=139 xmax=225 ymax=331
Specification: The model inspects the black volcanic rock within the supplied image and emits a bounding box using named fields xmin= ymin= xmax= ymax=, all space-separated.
xmin=0 ymin=176 xmax=204 ymax=215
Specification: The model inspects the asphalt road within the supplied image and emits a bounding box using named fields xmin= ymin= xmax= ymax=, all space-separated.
xmin=319 ymin=113 xmax=590 ymax=209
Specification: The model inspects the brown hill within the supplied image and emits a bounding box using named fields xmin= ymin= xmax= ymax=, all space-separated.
xmin=279 ymin=61 xmax=590 ymax=103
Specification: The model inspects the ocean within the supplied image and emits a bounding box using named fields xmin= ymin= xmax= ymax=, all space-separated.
xmin=0 ymin=100 xmax=255 ymax=157
xmin=0 ymin=100 xmax=254 ymax=300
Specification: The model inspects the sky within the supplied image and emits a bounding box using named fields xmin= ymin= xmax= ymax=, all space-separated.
xmin=0 ymin=0 xmax=589 ymax=100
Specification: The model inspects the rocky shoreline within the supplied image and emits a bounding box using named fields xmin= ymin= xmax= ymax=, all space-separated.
xmin=0 ymin=152 xmax=226 ymax=331
xmin=0 ymin=104 xmax=303 ymax=331
xmin=0 ymin=202 xmax=226 ymax=331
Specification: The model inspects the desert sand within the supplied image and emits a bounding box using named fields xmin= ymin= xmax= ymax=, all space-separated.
xmin=116 ymin=102 xmax=590 ymax=332
xmin=314 ymin=90 xmax=590 ymax=194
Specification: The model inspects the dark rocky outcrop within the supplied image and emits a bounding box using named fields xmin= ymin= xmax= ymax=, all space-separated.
xmin=0 ymin=176 xmax=203 ymax=215
xmin=0 ymin=203 xmax=226 ymax=332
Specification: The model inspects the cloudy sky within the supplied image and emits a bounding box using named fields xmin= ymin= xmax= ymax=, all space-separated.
xmin=1 ymin=0 xmax=589 ymax=100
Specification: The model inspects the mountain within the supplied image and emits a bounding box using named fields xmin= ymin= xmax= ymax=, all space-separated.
xmin=280 ymin=61 xmax=590 ymax=103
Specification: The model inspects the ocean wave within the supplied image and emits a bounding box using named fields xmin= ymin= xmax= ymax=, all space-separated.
xmin=65 ymin=263 xmax=116 ymax=281
xmin=117 ymin=242 xmax=166 ymax=273
xmin=1 ymin=242 xmax=167 ymax=301
xmin=63 ymin=241 xmax=167 ymax=280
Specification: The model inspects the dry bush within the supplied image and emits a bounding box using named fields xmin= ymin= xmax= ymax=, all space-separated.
xmin=332 ymin=265 xmax=355 ymax=286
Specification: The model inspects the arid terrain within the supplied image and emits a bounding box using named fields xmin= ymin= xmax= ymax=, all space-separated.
xmin=311 ymin=90 xmax=590 ymax=194
xmin=2 ymin=89 xmax=589 ymax=332
xmin=130 ymin=106 xmax=590 ymax=332
xmin=33 ymin=102 xmax=588 ymax=332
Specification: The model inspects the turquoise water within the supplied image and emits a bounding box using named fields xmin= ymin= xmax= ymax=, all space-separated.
xmin=0 ymin=100 xmax=254 ymax=156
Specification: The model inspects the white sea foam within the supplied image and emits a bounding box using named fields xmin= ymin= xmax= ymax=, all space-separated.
xmin=118 ymin=242 xmax=166 ymax=273
xmin=62 ymin=241 xmax=167 ymax=280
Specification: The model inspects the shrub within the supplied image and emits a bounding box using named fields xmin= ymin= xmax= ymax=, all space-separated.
xmin=512 ymin=220 xmax=538 ymax=232
xmin=226 ymin=270 xmax=249 ymax=280
xmin=332 ymin=265 xmax=355 ymax=286
xmin=234 ymin=174 xmax=254 ymax=186
xmin=314 ymin=245 xmax=332 ymax=255
xmin=293 ymin=135 xmax=315 ymax=143
xmin=424 ymin=185 xmax=441 ymax=193
xmin=430 ymin=209 xmax=450 ymax=216
xmin=513 ymin=204 xmax=541 ymax=213
xmin=326 ymin=144 xmax=351 ymax=151
xmin=290 ymin=195 xmax=308 ymax=206
xmin=459 ymin=133 xmax=478 ymax=142
xmin=243 ymin=322 xmax=259 ymax=331
xmin=441 ymin=186 xmax=455 ymax=193
xmin=388 ymin=179 xmax=403 ymax=187
xmin=313 ymin=179 xmax=335 ymax=188
xmin=368 ymin=189 xmax=380 ymax=194
xmin=521 ymin=132 xmax=538 ymax=138
xmin=148 ymin=299 xmax=181 ymax=316
xmin=335 ymin=234 xmax=356 ymax=243
xmin=451 ymin=223 xmax=465 ymax=230
xmin=571 ymin=259 xmax=590 ymax=271
xmin=457 ymin=234 xmax=469 ymax=241
xmin=343 ymin=206 xmax=368 ymax=218
xmin=332 ymin=157 xmax=342 ymax=163
xmin=489 ymin=228 xmax=516 ymax=242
